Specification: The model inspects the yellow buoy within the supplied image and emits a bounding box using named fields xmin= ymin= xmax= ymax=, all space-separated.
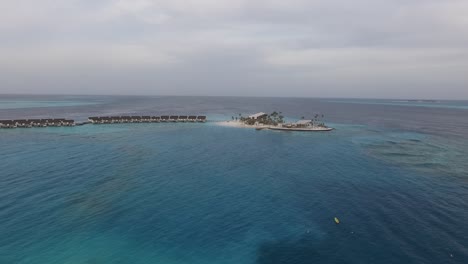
xmin=334 ymin=217 xmax=340 ymax=224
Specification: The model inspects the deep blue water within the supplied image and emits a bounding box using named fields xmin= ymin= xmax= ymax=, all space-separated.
xmin=1 ymin=95 xmax=467 ymax=264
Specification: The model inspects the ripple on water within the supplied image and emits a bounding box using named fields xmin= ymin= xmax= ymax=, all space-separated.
xmin=1 ymin=119 xmax=467 ymax=263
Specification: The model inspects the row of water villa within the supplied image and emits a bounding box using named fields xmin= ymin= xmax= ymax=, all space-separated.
xmin=0 ymin=115 xmax=207 ymax=129
xmin=88 ymin=115 xmax=207 ymax=124
xmin=0 ymin=119 xmax=75 ymax=128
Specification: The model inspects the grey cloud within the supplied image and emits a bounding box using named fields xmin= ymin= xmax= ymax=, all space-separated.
xmin=0 ymin=0 xmax=467 ymax=99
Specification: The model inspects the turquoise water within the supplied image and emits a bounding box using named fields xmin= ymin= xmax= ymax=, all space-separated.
xmin=1 ymin=96 xmax=467 ymax=263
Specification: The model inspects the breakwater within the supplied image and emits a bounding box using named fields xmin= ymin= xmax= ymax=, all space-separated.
xmin=0 ymin=115 xmax=207 ymax=128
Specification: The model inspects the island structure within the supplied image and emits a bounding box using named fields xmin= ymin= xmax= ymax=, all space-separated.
xmin=221 ymin=112 xmax=333 ymax=132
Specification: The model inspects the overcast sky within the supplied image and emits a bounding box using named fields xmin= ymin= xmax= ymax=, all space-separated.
xmin=1 ymin=0 xmax=467 ymax=99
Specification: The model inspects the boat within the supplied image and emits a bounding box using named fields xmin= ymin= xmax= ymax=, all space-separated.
xmin=266 ymin=119 xmax=334 ymax=132
xmin=334 ymin=217 xmax=340 ymax=224
xmin=268 ymin=126 xmax=333 ymax=132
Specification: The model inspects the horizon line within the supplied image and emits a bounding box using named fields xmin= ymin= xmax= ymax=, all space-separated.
xmin=0 ymin=93 xmax=467 ymax=102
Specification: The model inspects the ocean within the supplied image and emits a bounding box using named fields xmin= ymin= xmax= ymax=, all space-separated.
xmin=0 ymin=95 xmax=467 ymax=264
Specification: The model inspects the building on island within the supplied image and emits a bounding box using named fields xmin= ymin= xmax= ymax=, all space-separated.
xmin=248 ymin=112 xmax=267 ymax=120
xmin=294 ymin=120 xmax=313 ymax=128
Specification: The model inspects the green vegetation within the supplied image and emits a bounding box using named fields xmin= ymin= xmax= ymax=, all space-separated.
xmin=239 ymin=111 xmax=285 ymax=126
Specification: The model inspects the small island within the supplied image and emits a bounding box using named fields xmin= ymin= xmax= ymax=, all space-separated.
xmin=220 ymin=112 xmax=333 ymax=132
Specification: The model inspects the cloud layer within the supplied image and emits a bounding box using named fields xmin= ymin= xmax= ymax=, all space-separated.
xmin=1 ymin=0 xmax=467 ymax=98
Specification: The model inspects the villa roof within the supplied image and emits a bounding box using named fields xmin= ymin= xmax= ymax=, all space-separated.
xmin=197 ymin=116 xmax=206 ymax=120
xmin=188 ymin=116 xmax=197 ymax=119
xmin=295 ymin=120 xmax=313 ymax=125
xmin=248 ymin=112 xmax=267 ymax=119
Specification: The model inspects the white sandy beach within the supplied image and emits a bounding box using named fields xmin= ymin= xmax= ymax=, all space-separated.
xmin=216 ymin=121 xmax=270 ymax=129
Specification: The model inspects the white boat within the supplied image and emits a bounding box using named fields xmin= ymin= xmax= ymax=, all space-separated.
xmin=268 ymin=120 xmax=333 ymax=132
xmin=268 ymin=126 xmax=333 ymax=132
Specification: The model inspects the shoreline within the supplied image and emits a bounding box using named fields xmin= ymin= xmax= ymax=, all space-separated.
xmin=216 ymin=121 xmax=270 ymax=129
xmin=216 ymin=121 xmax=334 ymax=131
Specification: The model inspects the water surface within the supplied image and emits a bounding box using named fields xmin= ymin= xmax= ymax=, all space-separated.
xmin=0 ymin=96 xmax=467 ymax=263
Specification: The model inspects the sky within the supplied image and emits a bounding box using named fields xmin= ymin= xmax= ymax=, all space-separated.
xmin=1 ymin=0 xmax=467 ymax=99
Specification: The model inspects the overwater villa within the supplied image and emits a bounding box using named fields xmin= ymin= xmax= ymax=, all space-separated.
xmin=142 ymin=116 xmax=151 ymax=122
xmin=88 ymin=115 xmax=207 ymax=124
xmin=235 ymin=112 xmax=333 ymax=132
xmin=0 ymin=120 xmax=16 ymax=128
xmin=197 ymin=116 xmax=207 ymax=122
xmin=0 ymin=119 xmax=75 ymax=129
xmin=1 ymin=115 xmax=207 ymax=129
